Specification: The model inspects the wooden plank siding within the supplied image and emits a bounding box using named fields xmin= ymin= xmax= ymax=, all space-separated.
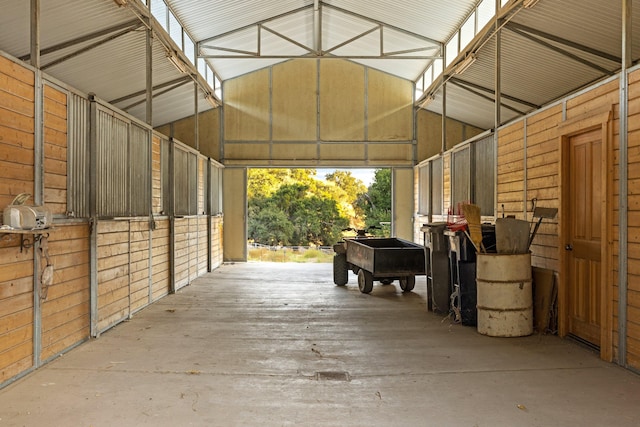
xmin=174 ymin=218 xmax=189 ymax=290
xmin=0 ymin=236 xmax=34 ymax=383
xmin=0 ymin=55 xmax=224 ymax=387
xmin=129 ymin=220 xmax=150 ymax=314
xmin=96 ymin=221 xmax=130 ymax=332
xmin=151 ymin=219 xmax=170 ymax=301
xmin=525 ymin=105 xmax=563 ymax=272
xmin=40 ymin=224 xmax=90 ymax=362
xmin=43 ymin=84 xmax=67 ymax=215
xmin=210 ymin=216 xmax=223 ymax=270
xmin=624 ymin=70 xmax=640 ymax=367
xmin=152 ymin=134 xmax=162 ymax=215
xmin=188 ymin=217 xmax=199 ymax=282
xmin=0 ymin=56 xmax=35 ymax=383
xmin=0 ymin=55 xmax=34 ymax=209
xmin=198 ymin=217 xmax=208 ymax=276
xmin=442 ymin=152 xmax=451 ymax=218
xmin=497 ymin=121 xmax=525 ymax=218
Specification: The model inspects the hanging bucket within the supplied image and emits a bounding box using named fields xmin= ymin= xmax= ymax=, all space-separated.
xmin=476 ymin=253 xmax=533 ymax=337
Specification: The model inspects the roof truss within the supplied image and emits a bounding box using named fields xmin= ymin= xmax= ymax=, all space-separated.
xmin=198 ymin=2 xmax=442 ymax=61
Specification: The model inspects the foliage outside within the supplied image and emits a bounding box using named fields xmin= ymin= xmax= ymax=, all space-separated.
xmin=247 ymin=168 xmax=390 ymax=249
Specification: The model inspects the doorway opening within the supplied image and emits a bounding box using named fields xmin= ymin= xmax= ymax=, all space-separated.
xmin=246 ymin=168 xmax=390 ymax=262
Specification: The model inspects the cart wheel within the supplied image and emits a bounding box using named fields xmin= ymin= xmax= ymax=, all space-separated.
xmin=333 ymin=253 xmax=348 ymax=286
xmin=380 ymin=279 xmax=393 ymax=285
xmin=357 ymin=269 xmax=374 ymax=294
xmin=400 ymin=275 xmax=415 ymax=292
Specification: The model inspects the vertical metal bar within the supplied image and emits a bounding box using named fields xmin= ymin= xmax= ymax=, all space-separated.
xmin=89 ymin=100 xmax=99 ymax=337
xmin=146 ymin=29 xmax=153 ymax=126
xmin=33 ymin=69 xmax=44 ymax=366
xmin=207 ymin=161 xmax=212 ymax=272
xmin=146 ymin=30 xmax=154 ymax=303
xmin=523 ymin=118 xmax=528 ymax=218
xmin=618 ymin=0 xmax=631 ymax=367
xmin=313 ymin=0 xmax=321 ymax=54
xmin=169 ymin=140 xmax=176 ymax=293
xmin=391 ymin=168 xmax=396 ymax=237
xmin=441 ymin=83 xmax=446 ymax=153
xmin=194 ymin=81 xmax=199 ymax=151
xmin=495 ymin=4 xmax=502 ymax=130
xmin=30 ymin=0 xmax=40 ymax=69
xmin=494 ymin=1 xmax=503 ymax=221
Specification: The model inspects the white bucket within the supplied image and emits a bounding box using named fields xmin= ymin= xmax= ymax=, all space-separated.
xmin=476 ymin=253 xmax=533 ymax=337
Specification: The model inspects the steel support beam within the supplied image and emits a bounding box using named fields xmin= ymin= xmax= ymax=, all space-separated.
xmin=506 ymin=26 xmax=614 ymax=75
xmin=21 ymin=20 xmax=142 ymax=62
xmin=42 ymin=25 xmax=142 ymax=70
xmin=506 ymin=21 xmax=621 ymax=64
xmin=109 ymin=76 xmax=192 ymax=105
xmin=449 ymin=77 xmax=539 ymax=109
xmin=30 ymin=0 xmax=40 ymax=68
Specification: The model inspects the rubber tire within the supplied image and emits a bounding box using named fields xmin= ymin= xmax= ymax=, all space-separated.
xmin=358 ymin=269 xmax=374 ymax=294
xmin=400 ymin=275 xmax=415 ymax=292
xmin=333 ymin=253 xmax=348 ymax=286
xmin=380 ymin=278 xmax=394 ymax=285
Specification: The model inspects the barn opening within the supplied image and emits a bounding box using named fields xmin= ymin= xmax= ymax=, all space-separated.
xmin=246 ymin=168 xmax=389 ymax=262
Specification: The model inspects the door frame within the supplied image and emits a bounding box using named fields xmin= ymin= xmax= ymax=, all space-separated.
xmin=558 ymin=108 xmax=613 ymax=361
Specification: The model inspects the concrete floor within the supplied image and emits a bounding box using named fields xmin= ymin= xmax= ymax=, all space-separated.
xmin=2 ymin=262 xmax=640 ymax=427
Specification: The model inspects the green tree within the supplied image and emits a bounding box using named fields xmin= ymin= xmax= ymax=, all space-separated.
xmin=247 ymin=169 xmax=350 ymax=246
xmin=325 ymin=171 xmax=367 ymax=228
xmin=361 ymin=169 xmax=391 ymax=235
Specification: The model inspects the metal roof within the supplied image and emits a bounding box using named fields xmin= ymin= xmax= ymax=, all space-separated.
xmin=0 ymin=0 xmax=637 ymax=133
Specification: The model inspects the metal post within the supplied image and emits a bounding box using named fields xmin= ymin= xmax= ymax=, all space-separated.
xmin=89 ymin=99 xmax=99 ymax=337
xmin=618 ymin=0 xmax=631 ymax=367
xmin=441 ymin=82 xmax=447 ymax=153
xmin=194 ymin=81 xmax=199 ymax=151
xmin=495 ymin=4 xmax=502 ymax=130
xmin=146 ymin=27 xmax=154 ymax=304
xmin=169 ymin=140 xmax=176 ymax=293
xmin=313 ymin=0 xmax=321 ymax=54
xmin=30 ymin=0 xmax=40 ymax=69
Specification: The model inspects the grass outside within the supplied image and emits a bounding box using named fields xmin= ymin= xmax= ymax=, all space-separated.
xmin=248 ymin=246 xmax=333 ymax=263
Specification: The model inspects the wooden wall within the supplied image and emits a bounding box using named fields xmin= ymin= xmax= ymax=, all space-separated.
xmin=414 ymin=70 xmax=640 ymax=369
xmin=41 ymin=224 xmax=89 ymax=362
xmin=623 ymin=70 xmax=640 ymax=367
xmin=0 ymin=55 xmax=34 ymax=208
xmin=43 ymin=85 xmax=67 ymax=215
xmin=0 ymin=235 xmax=34 ymax=384
xmin=0 ymin=55 xmax=35 ymax=384
xmin=1 ymin=54 xmax=224 ymax=386
xmin=151 ymin=219 xmax=170 ymax=301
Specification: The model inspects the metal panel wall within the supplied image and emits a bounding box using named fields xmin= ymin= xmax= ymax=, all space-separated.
xmin=93 ymin=104 xmax=153 ymax=218
xmin=130 ymin=123 xmax=151 ymax=216
xmin=473 ymin=135 xmax=495 ymax=216
xmin=67 ymin=93 xmax=90 ymax=218
xmin=418 ymin=164 xmax=430 ymax=215
xmin=452 ymin=147 xmax=470 ymax=212
xmin=209 ymin=162 xmax=222 ymax=215
xmin=431 ymin=157 xmax=443 ymax=216
xmin=173 ymin=147 xmax=190 ymax=216
xmin=96 ymin=108 xmax=129 ymax=217
xmin=161 ymin=137 xmax=170 ymax=215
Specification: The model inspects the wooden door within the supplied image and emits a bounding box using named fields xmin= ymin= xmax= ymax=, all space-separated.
xmin=567 ymin=129 xmax=602 ymax=346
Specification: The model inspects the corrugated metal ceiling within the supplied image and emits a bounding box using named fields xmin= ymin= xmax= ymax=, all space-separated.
xmin=0 ymin=0 xmax=637 ymax=133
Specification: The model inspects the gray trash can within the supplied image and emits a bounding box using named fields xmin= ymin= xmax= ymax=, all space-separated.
xmin=421 ymin=223 xmax=450 ymax=314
